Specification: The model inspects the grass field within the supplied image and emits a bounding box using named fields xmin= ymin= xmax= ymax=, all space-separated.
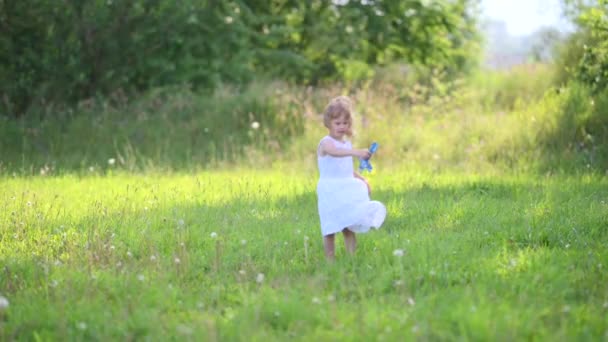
xmin=1 ymin=170 xmax=606 ymax=340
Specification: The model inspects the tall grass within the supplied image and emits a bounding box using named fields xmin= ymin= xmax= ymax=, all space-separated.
xmin=1 ymin=63 xmax=606 ymax=175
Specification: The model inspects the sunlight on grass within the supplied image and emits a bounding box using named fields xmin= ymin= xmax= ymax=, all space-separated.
xmin=1 ymin=170 xmax=606 ymax=340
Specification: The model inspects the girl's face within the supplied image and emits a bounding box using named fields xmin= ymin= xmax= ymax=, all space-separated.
xmin=328 ymin=114 xmax=350 ymax=140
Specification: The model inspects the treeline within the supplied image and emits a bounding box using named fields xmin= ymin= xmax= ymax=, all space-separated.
xmin=0 ymin=0 xmax=479 ymax=118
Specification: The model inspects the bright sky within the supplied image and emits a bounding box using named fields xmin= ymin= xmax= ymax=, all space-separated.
xmin=482 ymin=0 xmax=571 ymax=36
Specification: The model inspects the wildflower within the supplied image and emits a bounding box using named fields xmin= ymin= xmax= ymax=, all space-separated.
xmin=127 ymin=251 xmax=133 ymax=258
xmin=312 ymin=297 xmax=321 ymax=304
xmin=407 ymin=297 xmax=415 ymax=306
xmin=174 ymin=257 xmax=181 ymax=264
xmin=0 ymin=295 xmax=9 ymax=310
xmin=150 ymin=255 xmax=157 ymax=262
xmin=108 ymin=158 xmax=116 ymax=165
xmin=251 ymin=121 xmax=260 ymax=130
xmin=225 ymin=16 xmax=233 ymax=24
xmin=241 ymin=239 xmax=247 ymax=245
xmin=137 ymin=274 xmax=145 ymax=281
xmin=77 ymin=322 xmax=87 ymax=331
xmin=210 ymin=232 xmax=218 ymax=239
xmin=393 ymin=249 xmax=405 ymax=257
xmin=256 ymin=273 xmax=265 ymax=283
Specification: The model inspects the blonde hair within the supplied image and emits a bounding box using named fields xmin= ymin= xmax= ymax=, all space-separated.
xmin=323 ymin=96 xmax=353 ymax=136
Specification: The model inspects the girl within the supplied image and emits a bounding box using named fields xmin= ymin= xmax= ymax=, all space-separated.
xmin=316 ymin=96 xmax=386 ymax=261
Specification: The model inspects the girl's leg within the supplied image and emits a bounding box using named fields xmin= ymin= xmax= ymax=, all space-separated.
xmin=342 ymin=228 xmax=357 ymax=255
xmin=323 ymin=234 xmax=336 ymax=261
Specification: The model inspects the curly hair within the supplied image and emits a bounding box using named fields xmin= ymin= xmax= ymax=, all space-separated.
xmin=323 ymin=96 xmax=353 ymax=136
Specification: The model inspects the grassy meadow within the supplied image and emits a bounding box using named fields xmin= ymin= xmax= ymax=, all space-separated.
xmin=1 ymin=65 xmax=608 ymax=340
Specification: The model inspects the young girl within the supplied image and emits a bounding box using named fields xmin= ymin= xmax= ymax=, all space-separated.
xmin=316 ymin=96 xmax=386 ymax=261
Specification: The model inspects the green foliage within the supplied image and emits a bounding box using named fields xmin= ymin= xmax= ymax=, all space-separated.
xmin=0 ymin=0 xmax=481 ymax=118
xmin=555 ymin=0 xmax=608 ymax=92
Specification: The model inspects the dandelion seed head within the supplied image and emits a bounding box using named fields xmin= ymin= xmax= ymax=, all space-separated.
xmin=251 ymin=121 xmax=260 ymax=130
xmin=256 ymin=273 xmax=265 ymax=283
xmin=0 ymin=296 xmax=9 ymax=310
xmin=108 ymin=158 xmax=116 ymax=165
xmin=210 ymin=232 xmax=218 ymax=239
xmin=176 ymin=324 xmax=193 ymax=336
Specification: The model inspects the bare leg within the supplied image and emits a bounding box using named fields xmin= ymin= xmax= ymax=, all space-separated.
xmin=323 ymin=234 xmax=336 ymax=261
xmin=343 ymin=228 xmax=357 ymax=255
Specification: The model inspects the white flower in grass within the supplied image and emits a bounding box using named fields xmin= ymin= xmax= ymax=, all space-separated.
xmin=150 ymin=255 xmax=157 ymax=262
xmin=177 ymin=219 xmax=185 ymax=227
xmin=312 ymin=297 xmax=321 ymax=304
xmin=137 ymin=274 xmax=145 ymax=282
xmin=251 ymin=121 xmax=260 ymax=130
xmin=210 ymin=232 xmax=218 ymax=239
xmin=393 ymin=249 xmax=405 ymax=257
xmin=239 ymin=269 xmax=246 ymax=276
xmin=407 ymin=297 xmax=415 ymax=306
xmin=108 ymin=158 xmax=116 ymax=165
xmin=127 ymin=251 xmax=133 ymax=258
xmin=0 ymin=295 xmax=9 ymax=310
xmin=76 ymin=322 xmax=87 ymax=331
xmin=241 ymin=239 xmax=247 ymax=245
xmin=174 ymin=257 xmax=181 ymax=264
xmin=256 ymin=273 xmax=265 ymax=283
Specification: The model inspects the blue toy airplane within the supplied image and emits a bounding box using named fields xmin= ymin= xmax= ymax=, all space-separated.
xmin=358 ymin=142 xmax=379 ymax=173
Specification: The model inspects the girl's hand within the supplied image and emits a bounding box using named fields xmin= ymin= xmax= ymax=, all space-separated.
xmin=352 ymin=149 xmax=371 ymax=160
xmin=363 ymin=178 xmax=371 ymax=195
xmin=354 ymin=173 xmax=371 ymax=195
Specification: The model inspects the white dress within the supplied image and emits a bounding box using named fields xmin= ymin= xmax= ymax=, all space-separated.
xmin=316 ymin=136 xmax=386 ymax=236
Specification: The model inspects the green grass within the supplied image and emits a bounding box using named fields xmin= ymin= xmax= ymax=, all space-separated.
xmin=1 ymin=170 xmax=606 ymax=340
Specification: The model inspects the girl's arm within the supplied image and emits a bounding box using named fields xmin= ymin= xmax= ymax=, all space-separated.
xmin=320 ymin=140 xmax=371 ymax=159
